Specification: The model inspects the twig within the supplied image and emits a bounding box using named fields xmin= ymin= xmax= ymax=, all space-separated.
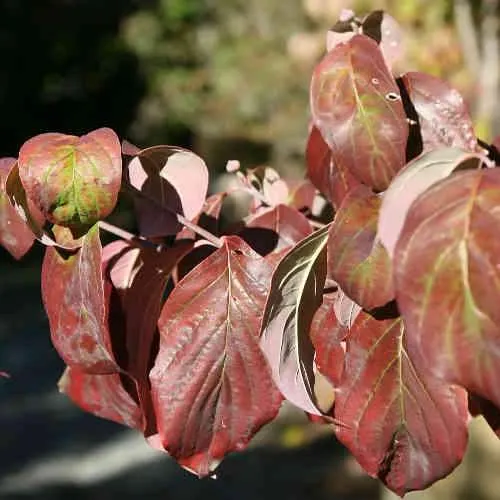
xmin=454 ymin=0 xmax=481 ymax=75
xmin=98 ymin=220 xmax=163 ymax=251
xmin=123 ymin=182 xmax=224 ymax=248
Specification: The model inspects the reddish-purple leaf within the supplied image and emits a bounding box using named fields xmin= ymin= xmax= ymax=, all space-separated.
xmin=42 ymin=224 xmax=118 ymax=374
xmin=149 ymin=236 xmax=282 ymax=476
xmin=335 ymin=312 xmax=468 ymax=496
xmin=394 ymin=168 xmax=500 ymax=409
xmin=328 ymin=187 xmax=394 ymax=310
xmin=260 ymin=226 xmax=330 ymax=415
xmin=306 ymin=125 xmax=361 ymax=208
xmin=58 ymin=366 xmax=142 ymax=429
xmin=288 ymin=179 xmax=316 ymax=212
xmin=18 ymin=128 xmax=122 ymax=228
xmin=311 ymin=35 xmax=408 ymax=191
xmin=378 ymin=148 xmax=485 ymax=259
xmin=127 ymin=145 xmax=209 ymax=237
xmin=401 ymin=72 xmax=478 ymax=152
xmin=310 ymin=292 xmax=346 ymax=388
xmin=0 ymin=158 xmax=36 ymax=259
xmin=242 ymin=204 xmax=312 ymax=255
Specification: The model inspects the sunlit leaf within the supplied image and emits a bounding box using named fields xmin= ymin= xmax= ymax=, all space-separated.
xmin=126 ymin=145 xmax=209 ymax=237
xmin=400 ymin=72 xmax=478 ymax=152
xmin=394 ymin=168 xmax=500 ymax=409
xmin=260 ymin=225 xmax=330 ymax=415
xmin=0 ymin=158 xmax=36 ymax=259
xmin=335 ymin=312 xmax=468 ymax=496
xmin=311 ymin=35 xmax=408 ymax=191
xmin=18 ymin=128 xmax=121 ymax=228
xmin=328 ymin=187 xmax=394 ymax=310
xmin=42 ymin=224 xmax=118 ymax=373
xmin=378 ymin=148 xmax=485 ymax=259
xmin=150 ymin=236 xmax=281 ymax=476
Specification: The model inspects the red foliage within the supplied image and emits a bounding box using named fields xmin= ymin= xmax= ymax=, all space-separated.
xmin=3 ymin=9 xmax=500 ymax=496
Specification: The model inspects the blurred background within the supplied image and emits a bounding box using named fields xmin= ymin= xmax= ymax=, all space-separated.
xmin=0 ymin=0 xmax=499 ymax=499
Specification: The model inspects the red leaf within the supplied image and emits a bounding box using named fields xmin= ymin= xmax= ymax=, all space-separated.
xmin=394 ymin=168 xmax=500 ymax=409
xmin=242 ymin=204 xmax=312 ymax=255
xmin=401 ymin=72 xmax=478 ymax=152
xmin=149 ymin=236 xmax=282 ymax=476
xmin=378 ymin=148 xmax=485 ymax=259
xmin=311 ymin=35 xmax=408 ymax=191
xmin=0 ymin=158 xmax=36 ymax=259
xmin=18 ymin=128 xmax=122 ymax=228
xmin=42 ymin=224 xmax=118 ymax=374
xmin=59 ymin=366 xmax=142 ymax=429
xmin=335 ymin=312 xmax=468 ymax=496
xmin=328 ymin=187 xmax=394 ymax=310
xmin=306 ymin=125 xmax=361 ymax=208
xmin=127 ymin=145 xmax=209 ymax=237
xmin=310 ymin=292 xmax=346 ymax=388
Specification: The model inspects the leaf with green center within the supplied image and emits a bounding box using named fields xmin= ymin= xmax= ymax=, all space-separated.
xmin=41 ymin=224 xmax=118 ymax=374
xmin=260 ymin=225 xmax=330 ymax=415
xmin=394 ymin=168 xmax=500 ymax=409
xmin=310 ymin=34 xmax=408 ymax=191
xmin=149 ymin=236 xmax=282 ymax=476
xmin=18 ymin=128 xmax=122 ymax=229
xmin=328 ymin=186 xmax=394 ymax=310
xmin=334 ymin=312 xmax=468 ymax=496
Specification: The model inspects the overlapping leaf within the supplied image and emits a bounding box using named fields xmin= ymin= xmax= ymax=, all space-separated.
xmin=311 ymin=35 xmax=408 ymax=191
xmin=18 ymin=128 xmax=121 ymax=228
xmin=42 ymin=224 xmax=118 ymax=373
xmin=378 ymin=148 xmax=485 ymax=259
xmin=126 ymin=145 xmax=209 ymax=237
xmin=400 ymin=72 xmax=478 ymax=152
xmin=306 ymin=125 xmax=360 ymax=208
xmin=242 ymin=204 xmax=312 ymax=255
xmin=328 ymin=187 xmax=394 ymax=310
xmin=59 ymin=366 xmax=142 ymax=429
xmin=149 ymin=236 xmax=282 ymax=476
xmin=0 ymin=158 xmax=36 ymax=259
xmin=260 ymin=226 xmax=330 ymax=415
xmin=335 ymin=312 xmax=468 ymax=496
xmin=394 ymin=168 xmax=500 ymax=409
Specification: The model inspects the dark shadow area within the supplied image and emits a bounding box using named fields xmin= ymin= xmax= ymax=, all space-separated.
xmin=0 ymin=0 xmax=151 ymax=156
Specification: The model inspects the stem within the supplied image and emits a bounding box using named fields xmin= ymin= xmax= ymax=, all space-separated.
xmin=98 ymin=220 xmax=163 ymax=251
xmin=123 ymin=182 xmax=223 ymax=248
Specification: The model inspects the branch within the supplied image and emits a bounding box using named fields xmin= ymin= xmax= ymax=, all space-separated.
xmin=454 ymin=0 xmax=481 ymax=75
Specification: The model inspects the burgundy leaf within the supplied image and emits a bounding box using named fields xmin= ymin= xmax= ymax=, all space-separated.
xmin=335 ymin=312 xmax=468 ymax=496
xmin=310 ymin=291 xmax=346 ymax=388
xmin=378 ymin=148 xmax=485 ymax=259
xmin=287 ymin=179 xmax=316 ymax=212
xmin=18 ymin=128 xmax=122 ymax=228
xmin=328 ymin=187 xmax=394 ymax=310
xmin=58 ymin=366 xmax=142 ymax=429
xmin=127 ymin=145 xmax=209 ymax=237
xmin=260 ymin=226 xmax=330 ymax=415
xmin=394 ymin=168 xmax=500 ymax=409
xmin=306 ymin=125 xmax=361 ymax=208
xmin=0 ymin=158 xmax=36 ymax=259
xmin=149 ymin=236 xmax=282 ymax=476
xmin=42 ymin=224 xmax=118 ymax=373
xmin=311 ymin=35 xmax=408 ymax=191
xmin=401 ymin=72 xmax=479 ymax=152
xmin=242 ymin=204 xmax=312 ymax=255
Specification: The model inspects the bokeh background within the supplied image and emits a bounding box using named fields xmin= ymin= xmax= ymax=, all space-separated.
xmin=1 ymin=1 xmax=499 ymax=499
